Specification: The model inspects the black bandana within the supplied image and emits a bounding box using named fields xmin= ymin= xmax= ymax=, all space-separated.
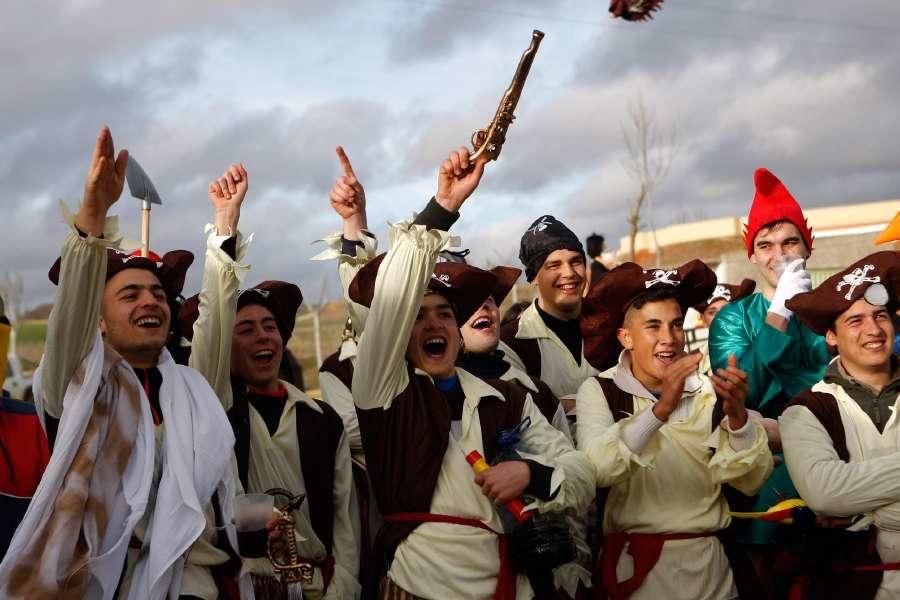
xmin=519 ymin=215 xmax=585 ymax=282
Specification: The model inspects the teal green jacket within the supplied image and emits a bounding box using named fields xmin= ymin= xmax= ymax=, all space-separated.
xmin=709 ymin=292 xmax=831 ymax=417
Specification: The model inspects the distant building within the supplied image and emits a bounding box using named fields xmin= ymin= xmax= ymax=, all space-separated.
xmin=616 ymin=199 xmax=900 ymax=288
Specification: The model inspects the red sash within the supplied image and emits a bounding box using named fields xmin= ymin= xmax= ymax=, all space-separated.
xmin=383 ymin=512 xmax=516 ymax=600
xmin=595 ymin=531 xmax=715 ymax=600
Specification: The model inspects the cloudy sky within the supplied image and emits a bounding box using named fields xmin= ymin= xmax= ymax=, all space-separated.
xmin=2 ymin=0 xmax=899 ymax=308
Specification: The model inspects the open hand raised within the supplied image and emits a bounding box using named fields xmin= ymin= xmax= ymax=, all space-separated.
xmin=76 ymin=126 xmax=129 ymax=236
xmin=652 ymin=351 xmax=703 ymax=421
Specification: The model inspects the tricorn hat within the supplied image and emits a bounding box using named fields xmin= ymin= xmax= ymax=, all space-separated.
xmin=785 ymin=251 xmax=900 ymax=335
xmin=49 ymin=248 xmax=193 ymax=302
xmin=691 ymin=279 xmax=756 ymax=314
xmin=178 ymin=280 xmax=303 ymax=345
xmin=488 ymin=266 xmax=522 ymax=307
xmin=348 ymin=253 xmax=497 ymax=326
xmin=581 ymin=260 xmax=717 ymax=370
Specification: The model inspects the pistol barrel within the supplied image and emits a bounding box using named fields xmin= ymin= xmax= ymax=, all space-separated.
xmin=468 ymin=30 xmax=545 ymax=164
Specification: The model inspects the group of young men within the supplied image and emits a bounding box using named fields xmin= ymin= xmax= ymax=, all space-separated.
xmin=0 ymin=125 xmax=897 ymax=600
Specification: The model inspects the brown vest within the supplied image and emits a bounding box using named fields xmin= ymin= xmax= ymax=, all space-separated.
xmin=785 ymin=390 xmax=850 ymax=461
xmin=594 ymin=376 xmax=727 ymax=432
xmin=500 ymin=318 xmax=542 ymax=379
xmin=780 ymin=389 xmax=882 ymax=599
xmin=320 ymin=351 xmax=354 ymax=390
xmin=357 ymin=366 xmax=527 ymax=569
xmin=228 ymin=383 xmax=344 ymax=554
xmin=525 ymin=376 xmax=562 ymax=425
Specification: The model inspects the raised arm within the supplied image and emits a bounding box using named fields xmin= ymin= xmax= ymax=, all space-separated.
xmin=40 ymin=126 xmax=127 ymax=419
xmin=313 ymin=146 xmax=377 ymax=334
xmin=188 ymin=164 xmax=251 ymax=409
xmin=351 ymin=148 xmax=486 ymax=410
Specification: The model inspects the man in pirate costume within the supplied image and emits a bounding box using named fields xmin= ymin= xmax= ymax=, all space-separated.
xmin=576 ymin=260 xmax=773 ymax=600
xmin=0 ymin=298 xmax=50 ymax=563
xmin=708 ymin=169 xmax=831 ymax=585
xmin=0 ymin=127 xmax=237 ymax=599
xmin=457 ymin=264 xmax=597 ymax=597
xmin=315 ymin=147 xmax=593 ymax=594
xmin=500 ymin=216 xmax=602 ymax=417
xmin=349 ymin=147 xmax=594 ymax=599
xmin=460 ymin=265 xmax=572 ymax=438
xmin=690 ymin=279 xmax=756 ymax=375
xmin=179 ymin=163 xmax=360 ymax=598
xmin=778 ymin=251 xmax=900 ymax=599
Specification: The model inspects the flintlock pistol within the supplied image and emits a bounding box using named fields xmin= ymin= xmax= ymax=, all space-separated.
xmin=469 ymin=29 xmax=545 ymax=164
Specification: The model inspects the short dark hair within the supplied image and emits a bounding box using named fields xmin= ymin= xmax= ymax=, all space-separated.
xmin=622 ymin=288 xmax=682 ymax=328
xmin=586 ymin=233 xmax=605 ymax=257
xmin=629 ymin=287 xmax=680 ymax=312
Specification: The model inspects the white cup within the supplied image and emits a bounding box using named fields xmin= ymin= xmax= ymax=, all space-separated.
xmin=772 ymin=255 xmax=805 ymax=279
xmin=233 ymin=493 xmax=274 ymax=532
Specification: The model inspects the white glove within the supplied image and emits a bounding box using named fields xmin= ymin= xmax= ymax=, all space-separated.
xmin=768 ymin=258 xmax=812 ymax=319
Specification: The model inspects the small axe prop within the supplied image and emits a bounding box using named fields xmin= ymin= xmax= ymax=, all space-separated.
xmin=125 ymin=156 xmax=162 ymax=257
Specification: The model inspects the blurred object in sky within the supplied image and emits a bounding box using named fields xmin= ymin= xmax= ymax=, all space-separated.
xmin=609 ymin=0 xmax=665 ymax=22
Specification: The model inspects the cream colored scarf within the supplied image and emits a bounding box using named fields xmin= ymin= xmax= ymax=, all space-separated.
xmin=0 ymin=332 xmax=237 ymax=600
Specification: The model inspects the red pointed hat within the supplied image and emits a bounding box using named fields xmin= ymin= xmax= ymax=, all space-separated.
xmin=743 ymin=168 xmax=814 ymax=257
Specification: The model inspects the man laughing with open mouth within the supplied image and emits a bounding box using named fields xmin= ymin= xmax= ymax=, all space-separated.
xmin=347 ymin=146 xmax=594 ymax=599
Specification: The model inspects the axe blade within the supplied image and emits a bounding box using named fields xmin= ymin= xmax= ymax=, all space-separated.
xmin=126 ymin=156 xmax=162 ymax=205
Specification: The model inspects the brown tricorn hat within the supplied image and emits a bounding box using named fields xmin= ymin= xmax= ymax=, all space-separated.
xmin=488 ymin=266 xmax=522 ymax=307
xmin=178 ymin=280 xmax=303 ymax=345
xmin=49 ymin=248 xmax=194 ymax=302
xmin=348 ymin=253 xmax=498 ymax=326
xmin=691 ymin=278 xmax=757 ymax=314
xmin=785 ymin=251 xmax=900 ymax=336
xmin=581 ymin=260 xmax=718 ymax=370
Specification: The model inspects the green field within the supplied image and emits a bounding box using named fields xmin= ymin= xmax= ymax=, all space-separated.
xmin=17 ymin=320 xmax=48 ymax=345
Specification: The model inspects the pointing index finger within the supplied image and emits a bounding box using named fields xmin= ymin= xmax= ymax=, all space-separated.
xmin=335 ymin=146 xmax=356 ymax=178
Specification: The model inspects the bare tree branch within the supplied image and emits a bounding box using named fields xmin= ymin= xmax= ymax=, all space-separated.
xmin=621 ymin=96 xmax=678 ymax=264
